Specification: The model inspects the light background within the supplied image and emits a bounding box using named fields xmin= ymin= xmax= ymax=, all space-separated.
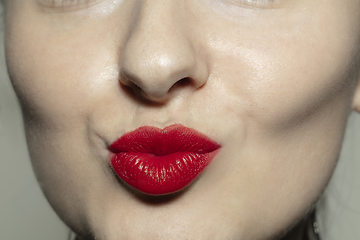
xmin=0 ymin=5 xmax=359 ymax=240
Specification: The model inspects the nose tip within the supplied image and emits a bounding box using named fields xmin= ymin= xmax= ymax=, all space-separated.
xmin=118 ymin=1 xmax=208 ymax=103
xmin=120 ymin=49 xmax=202 ymax=102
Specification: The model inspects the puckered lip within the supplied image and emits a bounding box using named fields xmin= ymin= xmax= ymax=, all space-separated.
xmin=109 ymin=124 xmax=221 ymax=195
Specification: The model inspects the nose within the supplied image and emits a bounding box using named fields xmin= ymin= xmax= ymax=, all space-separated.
xmin=120 ymin=1 xmax=208 ymax=103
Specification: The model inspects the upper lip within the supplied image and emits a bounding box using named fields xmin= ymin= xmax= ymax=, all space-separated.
xmin=109 ymin=124 xmax=220 ymax=155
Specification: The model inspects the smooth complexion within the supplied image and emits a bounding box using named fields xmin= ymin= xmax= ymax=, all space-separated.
xmin=4 ymin=0 xmax=360 ymax=239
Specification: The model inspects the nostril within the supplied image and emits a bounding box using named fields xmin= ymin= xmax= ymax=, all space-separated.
xmin=170 ymin=77 xmax=192 ymax=91
xmin=120 ymin=82 xmax=162 ymax=105
xmin=119 ymin=78 xmax=144 ymax=99
xmin=120 ymin=71 xmax=196 ymax=103
xmin=120 ymin=76 xmax=201 ymax=104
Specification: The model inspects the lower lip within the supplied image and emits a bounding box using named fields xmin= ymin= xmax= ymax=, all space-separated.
xmin=109 ymin=124 xmax=221 ymax=195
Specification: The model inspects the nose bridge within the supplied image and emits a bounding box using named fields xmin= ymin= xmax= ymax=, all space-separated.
xmin=120 ymin=0 xmax=201 ymax=101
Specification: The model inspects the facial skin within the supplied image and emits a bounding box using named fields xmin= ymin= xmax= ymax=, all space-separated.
xmin=4 ymin=0 xmax=360 ymax=239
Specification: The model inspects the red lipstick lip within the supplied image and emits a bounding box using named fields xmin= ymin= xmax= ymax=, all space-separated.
xmin=109 ymin=124 xmax=221 ymax=195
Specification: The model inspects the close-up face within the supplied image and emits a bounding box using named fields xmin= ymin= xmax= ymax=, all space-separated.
xmin=4 ymin=0 xmax=360 ymax=239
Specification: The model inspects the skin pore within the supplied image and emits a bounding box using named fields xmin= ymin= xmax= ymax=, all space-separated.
xmin=4 ymin=0 xmax=360 ymax=239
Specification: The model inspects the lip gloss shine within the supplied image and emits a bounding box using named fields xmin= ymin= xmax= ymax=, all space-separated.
xmin=109 ymin=124 xmax=221 ymax=195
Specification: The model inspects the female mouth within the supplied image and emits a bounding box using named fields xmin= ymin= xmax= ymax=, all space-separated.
xmin=109 ymin=124 xmax=221 ymax=195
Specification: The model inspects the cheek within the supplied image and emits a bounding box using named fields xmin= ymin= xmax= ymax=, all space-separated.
xmin=195 ymin=3 xmax=360 ymax=234
xmin=210 ymin=7 xmax=360 ymax=132
xmin=6 ymin=13 xmax=117 ymax=130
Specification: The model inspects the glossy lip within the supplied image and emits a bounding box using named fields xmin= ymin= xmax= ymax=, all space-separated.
xmin=109 ymin=124 xmax=221 ymax=195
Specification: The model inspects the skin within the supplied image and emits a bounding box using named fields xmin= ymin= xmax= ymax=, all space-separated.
xmin=3 ymin=0 xmax=360 ymax=239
